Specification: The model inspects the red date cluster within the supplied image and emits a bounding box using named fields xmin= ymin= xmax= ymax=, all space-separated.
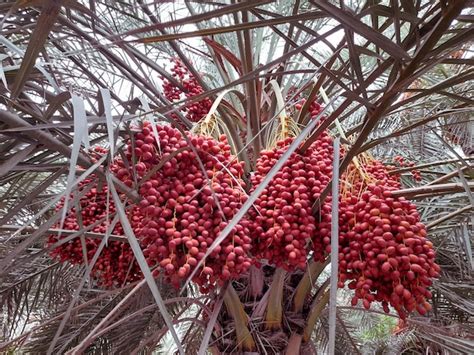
xmin=294 ymin=97 xmax=323 ymax=118
xmin=48 ymin=177 xmax=143 ymax=287
xmin=336 ymin=161 xmax=439 ymax=318
xmin=250 ymin=131 xmax=335 ymax=270
xmin=393 ymin=155 xmax=422 ymax=181
xmin=114 ymin=123 xmax=253 ymax=293
xmin=162 ymin=58 xmax=213 ymax=123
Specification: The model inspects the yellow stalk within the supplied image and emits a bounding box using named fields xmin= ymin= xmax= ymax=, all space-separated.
xmin=223 ymin=284 xmax=256 ymax=351
xmin=269 ymin=80 xmax=287 ymax=124
xmin=203 ymin=89 xmax=236 ymax=125
xmin=266 ymin=80 xmax=304 ymax=149
xmin=292 ymin=259 xmax=329 ymax=313
xmin=193 ymin=89 xmax=240 ymax=140
xmin=264 ymin=268 xmax=286 ymax=330
xmin=281 ymin=116 xmax=288 ymax=142
xmin=319 ymin=86 xmax=347 ymax=140
xmin=319 ymin=86 xmax=364 ymax=174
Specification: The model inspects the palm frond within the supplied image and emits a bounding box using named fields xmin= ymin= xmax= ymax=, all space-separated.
xmin=0 ymin=0 xmax=473 ymax=353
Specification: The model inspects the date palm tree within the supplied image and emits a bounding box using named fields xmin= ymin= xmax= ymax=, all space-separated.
xmin=0 ymin=1 xmax=472 ymax=354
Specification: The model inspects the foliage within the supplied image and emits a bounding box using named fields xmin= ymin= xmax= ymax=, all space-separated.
xmin=0 ymin=0 xmax=473 ymax=354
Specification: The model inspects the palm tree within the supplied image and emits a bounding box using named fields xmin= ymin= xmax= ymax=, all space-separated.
xmin=0 ymin=1 xmax=472 ymax=354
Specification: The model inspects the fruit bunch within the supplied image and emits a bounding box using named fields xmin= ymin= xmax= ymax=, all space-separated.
xmin=286 ymin=85 xmax=323 ymax=119
xmin=114 ymin=123 xmax=253 ymax=292
xmin=48 ymin=176 xmax=143 ymax=287
xmin=294 ymin=97 xmax=323 ymax=118
xmin=250 ymin=129 xmax=335 ymax=271
xmin=313 ymin=157 xmax=401 ymax=258
xmin=336 ymin=159 xmax=439 ymax=318
xmin=393 ymin=155 xmax=422 ymax=181
xmin=47 ymin=112 xmax=440 ymax=319
xmin=162 ymin=58 xmax=213 ymax=123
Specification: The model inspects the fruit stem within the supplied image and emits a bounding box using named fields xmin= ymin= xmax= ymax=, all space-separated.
xmin=303 ymin=285 xmax=330 ymax=342
xmin=320 ymin=85 xmax=366 ymax=176
xmin=223 ymin=284 xmax=256 ymax=351
xmin=209 ymin=346 xmax=221 ymax=355
xmin=293 ymin=259 xmax=329 ymax=313
xmin=264 ymin=268 xmax=286 ymax=330
xmin=284 ymin=333 xmax=303 ymax=355
xmin=248 ymin=265 xmax=264 ymax=299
